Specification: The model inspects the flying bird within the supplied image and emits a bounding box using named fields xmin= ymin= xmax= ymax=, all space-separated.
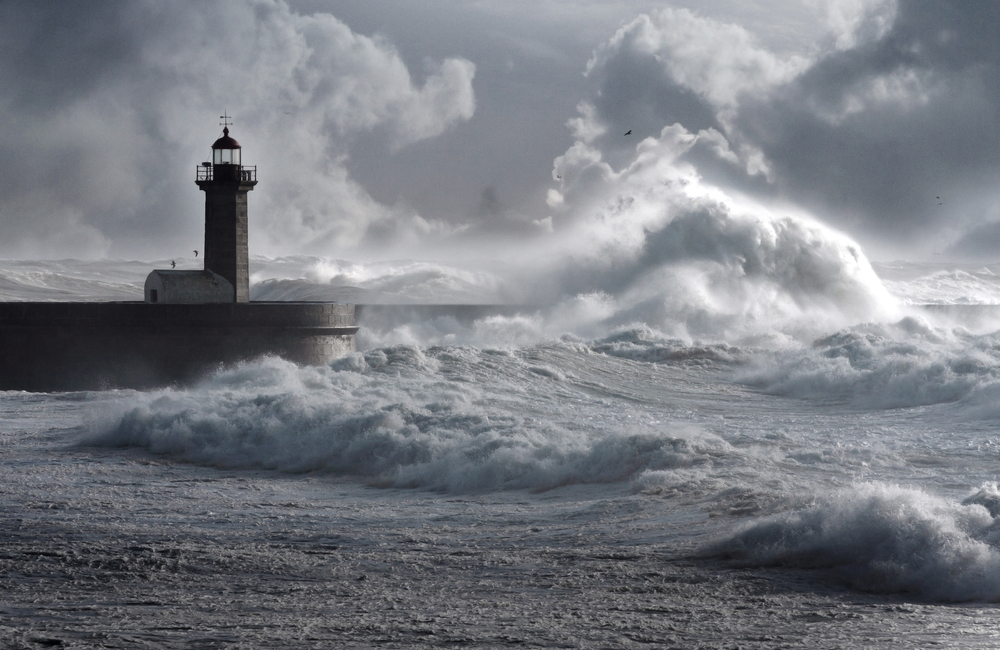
xmin=171 ymin=260 xmax=176 ymax=269
xmin=624 ymin=130 xmax=632 ymax=136
xmin=194 ymin=250 xmax=199 ymax=258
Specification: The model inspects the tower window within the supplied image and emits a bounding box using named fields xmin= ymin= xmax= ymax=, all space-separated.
xmin=213 ymin=148 xmax=241 ymax=165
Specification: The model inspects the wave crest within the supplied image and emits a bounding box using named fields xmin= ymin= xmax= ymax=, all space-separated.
xmin=710 ymin=482 xmax=1000 ymax=601
xmin=82 ymin=353 xmax=734 ymax=493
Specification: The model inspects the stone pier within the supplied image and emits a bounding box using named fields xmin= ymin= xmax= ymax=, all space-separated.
xmin=0 ymin=302 xmax=357 ymax=391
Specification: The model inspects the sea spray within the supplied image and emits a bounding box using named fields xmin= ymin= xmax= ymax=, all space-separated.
xmin=738 ymin=316 xmax=1000 ymax=409
xmin=249 ymin=126 xmax=901 ymax=348
xmin=710 ymin=482 xmax=1000 ymax=601
xmin=81 ymin=349 xmax=744 ymax=493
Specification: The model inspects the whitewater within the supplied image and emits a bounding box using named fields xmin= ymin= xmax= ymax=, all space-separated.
xmin=6 ymin=251 xmax=1000 ymax=647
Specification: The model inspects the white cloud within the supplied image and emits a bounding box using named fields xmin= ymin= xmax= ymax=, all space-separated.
xmin=810 ymin=0 xmax=898 ymax=50
xmin=811 ymin=67 xmax=936 ymax=125
xmin=566 ymin=101 xmax=606 ymax=144
xmin=0 ymin=0 xmax=476 ymax=258
xmin=588 ymin=9 xmax=811 ymax=126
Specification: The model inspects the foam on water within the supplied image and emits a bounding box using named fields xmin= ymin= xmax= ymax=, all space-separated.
xmin=738 ymin=315 xmax=1000 ymax=410
xmin=875 ymin=261 xmax=1000 ymax=305
xmin=7 ymin=222 xmax=1000 ymax=614
xmin=82 ymin=348 xmax=741 ymax=493
xmin=712 ymin=482 xmax=1000 ymax=601
xmin=0 ymin=258 xmax=150 ymax=301
xmin=249 ymin=256 xmax=507 ymax=304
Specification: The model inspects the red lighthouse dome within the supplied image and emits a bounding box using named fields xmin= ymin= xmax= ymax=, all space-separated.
xmin=211 ymin=127 xmax=241 ymax=165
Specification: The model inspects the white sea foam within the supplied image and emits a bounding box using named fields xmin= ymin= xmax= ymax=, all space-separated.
xmin=587 ymin=326 xmax=750 ymax=365
xmin=0 ymin=258 xmax=149 ymax=301
xmin=81 ymin=349 xmax=738 ymax=493
xmin=738 ymin=316 xmax=1000 ymax=409
xmin=249 ymin=256 xmax=507 ymax=304
xmin=875 ymin=261 xmax=1000 ymax=305
xmin=711 ymin=482 xmax=1000 ymax=601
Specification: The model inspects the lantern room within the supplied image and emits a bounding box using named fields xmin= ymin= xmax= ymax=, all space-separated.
xmin=212 ymin=127 xmax=241 ymax=166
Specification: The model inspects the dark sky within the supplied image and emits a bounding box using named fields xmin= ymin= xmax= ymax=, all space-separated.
xmin=1 ymin=0 xmax=998 ymax=262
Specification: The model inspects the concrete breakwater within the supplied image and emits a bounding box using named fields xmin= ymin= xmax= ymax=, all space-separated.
xmin=0 ymin=302 xmax=357 ymax=391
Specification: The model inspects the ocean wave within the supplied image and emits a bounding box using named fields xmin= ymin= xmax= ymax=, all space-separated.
xmin=80 ymin=350 xmax=736 ymax=493
xmin=587 ymin=326 xmax=750 ymax=366
xmin=709 ymin=482 xmax=1000 ymax=601
xmin=875 ymin=261 xmax=1000 ymax=306
xmin=738 ymin=316 xmax=1000 ymax=409
xmin=0 ymin=258 xmax=148 ymax=301
xmin=249 ymin=256 xmax=506 ymax=304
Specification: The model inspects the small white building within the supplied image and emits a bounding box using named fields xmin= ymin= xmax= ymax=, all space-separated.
xmin=144 ymin=270 xmax=235 ymax=304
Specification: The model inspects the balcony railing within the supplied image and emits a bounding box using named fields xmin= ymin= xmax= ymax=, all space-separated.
xmin=196 ymin=165 xmax=256 ymax=182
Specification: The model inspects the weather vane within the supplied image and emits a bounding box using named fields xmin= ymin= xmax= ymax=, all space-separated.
xmin=220 ymin=111 xmax=232 ymax=128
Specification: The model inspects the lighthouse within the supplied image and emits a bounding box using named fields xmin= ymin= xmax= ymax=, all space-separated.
xmin=144 ymin=118 xmax=257 ymax=304
xmin=0 ymin=116 xmax=356 ymax=391
xmin=195 ymin=120 xmax=257 ymax=302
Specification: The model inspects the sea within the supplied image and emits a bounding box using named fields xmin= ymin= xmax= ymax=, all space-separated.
xmin=5 ymin=249 xmax=1000 ymax=648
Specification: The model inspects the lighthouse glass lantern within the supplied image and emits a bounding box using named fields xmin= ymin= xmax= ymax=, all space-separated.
xmin=212 ymin=127 xmax=241 ymax=166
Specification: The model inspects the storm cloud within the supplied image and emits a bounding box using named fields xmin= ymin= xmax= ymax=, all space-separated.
xmin=570 ymin=1 xmax=1000 ymax=260
xmin=3 ymin=1 xmax=1000 ymax=263
xmin=0 ymin=0 xmax=474 ymax=258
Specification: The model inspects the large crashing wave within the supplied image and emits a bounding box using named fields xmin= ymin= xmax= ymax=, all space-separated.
xmin=250 ymin=125 xmax=899 ymax=348
xmin=549 ymin=201 xmax=895 ymax=343
xmin=532 ymin=123 xmax=897 ymax=343
xmin=82 ymin=348 xmax=739 ymax=493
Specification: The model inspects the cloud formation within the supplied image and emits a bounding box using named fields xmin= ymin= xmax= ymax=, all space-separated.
xmin=0 ymin=0 xmax=474 ymax=258
xmin=6 ymin=1 xmax=1000 ymax=263
xmin=563 ymin=1 xmax=1000 ymax=260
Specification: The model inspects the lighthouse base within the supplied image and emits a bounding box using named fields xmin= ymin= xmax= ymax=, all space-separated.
xmin=0 ymin=302 xmax=357 ymax=391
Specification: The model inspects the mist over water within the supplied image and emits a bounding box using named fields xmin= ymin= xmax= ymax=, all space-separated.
xmin=4 ymin=229 xmax=1000 ymax=650
xmin=8 ymin=175 xmax=1000 ymax=621
xmin=35 ymin=206 xmax=998 ymax=609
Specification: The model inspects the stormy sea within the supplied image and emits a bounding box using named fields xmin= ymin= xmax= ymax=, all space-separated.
xmin=6 ymin=245 xmax=1000 ymax=647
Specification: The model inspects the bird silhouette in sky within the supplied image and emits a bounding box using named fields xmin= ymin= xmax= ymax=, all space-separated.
xmin=194 ymin=250 xmax=199 ymax=258
xmin=171 ymin=260 xmax=176 ymax=269
xmin=624 ymin=130 xmax=632 ymax=135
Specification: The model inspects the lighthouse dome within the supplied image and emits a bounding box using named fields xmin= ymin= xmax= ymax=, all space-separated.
xmin=211 ymin=127 xmax=241 ymax=165
xmin=211 ymin=127 xmax=241 ymax=150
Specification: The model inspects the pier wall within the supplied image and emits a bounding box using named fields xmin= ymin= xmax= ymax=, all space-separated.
xmin=0 ymin=302 xmax=356 ymax=391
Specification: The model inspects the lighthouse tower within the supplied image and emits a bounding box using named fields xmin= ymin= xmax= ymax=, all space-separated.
xmin=195 ymin=120 xmax=257 ymax=302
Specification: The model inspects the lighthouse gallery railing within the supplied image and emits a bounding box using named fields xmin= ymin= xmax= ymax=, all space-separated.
xmin=195 ymin=165 xmax=256 ymax=182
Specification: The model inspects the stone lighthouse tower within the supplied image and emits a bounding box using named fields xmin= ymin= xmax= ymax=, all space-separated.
xmin=195 ymin=119 xmax=257 ymax=302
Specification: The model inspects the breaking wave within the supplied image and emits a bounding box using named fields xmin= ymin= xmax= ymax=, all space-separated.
xmin=711 ymin=482 xmax=1000 ymax=601
xmin=739 ymin=315 xmax=1000 ymax=409
xmin=81 ymin=348 xmax=738 ymax=493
